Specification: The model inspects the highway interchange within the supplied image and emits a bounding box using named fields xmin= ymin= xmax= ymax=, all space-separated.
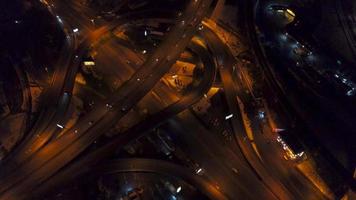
xmin=0 ymin=0 xmax=353 ymax=199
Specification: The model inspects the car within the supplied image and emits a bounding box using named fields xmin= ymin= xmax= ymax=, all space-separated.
xmin=268 ymin=4 xmax=288 ymax=12
xmin=293 ymin=46 xmax=309 ymax=57
xmin=258 ymin=110 xmax=265 ymax=119
xmin=106 ymin=103 xmax=113 ymax=110
xmin=195 ymin=167 xmax=205 ymax=175
xmin=232 ymin=167 xmax=239 ymax=174
xmin=121 ymin=106 xmax=128 ymax=112
xmin=198 ymin=24 xmax=204 ymax=30
xmin=157 ymin=132 xmax=175 ymax=152
xmin=56 ymin=124 xmax=64 ymax=129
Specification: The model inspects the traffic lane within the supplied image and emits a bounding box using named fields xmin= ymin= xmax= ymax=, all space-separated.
xmin=50 ymin=0 xmax=97 ymax=34
xmin=0 ymin=104 xmax=110 ymax=196
xmin=201 ymin=27 xmax=295 ymax=200
xmin=1 ymin=33 xmax=95 ymax=170
xmin=253 ymin=124 xmax=327 ymax=200
xmin=168 ymin=111 xmax=277 ymax=200
xmin=16 ymin=17 xmax=220 ymax=198
xmin=9 ymin=9 xmax=222 ymax=200
xmin=249 ymin=115 xmax=322 ymax=199
xmin=63 ymin=8 xmax=192 ymax=96
xmin=201 ymin=27 xmax=312 ymax=198
xmin=0 ymin=58 xmax=76 ymax=162
xmin=7 ymin=0 xmax=211 ymax=188
xmin=203 ymin=22 xmax=328 ymax=199
xmin=94 ymin=158 xmax=228 ymax=200
xmin=258 ymin=0 xmax=356 ymax=191
xmin=101 ymin=0 xmax=215 ymax=109
xmin=242 ymin=0 xmax=322 ymax=194
xmin=1 ymin=0 xmax=156 ymax=176
xmin=0 ymin=107 xmax=120 ymax=200
xmin=108 ymin=0 xmax=210 ymax=89
xmin=94 ymin=39 xmax=137 ymax=85
xmin=0 ymin=5 xmax=80 ymax=170
xmin=2 ymin=83 xmax=150 ymax=198
xmin=6 ymin=93 xmax=73 ymax=166
xmin=3 ymin=15 xmax=108 ymax=167
xmin=10 ymin=40 xmax=211 ymax=198
xmin=2 ymin=11 xmax=157 ymax=171
xmin=30 ymin=39 xmax=217 ymax=198
xmin=0 ymin=0 xmax=215 ymax=197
